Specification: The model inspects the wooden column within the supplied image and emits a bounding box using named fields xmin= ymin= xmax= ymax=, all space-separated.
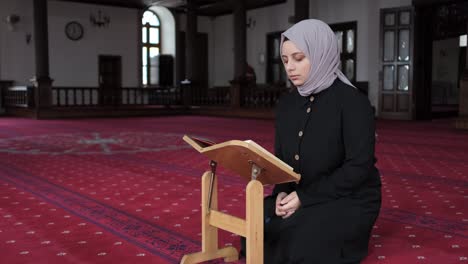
xmin=174 ymin=10 xmax=182 ymax=87
xmin=32 ymin=0 xmax=53 ymax=116
xmin=230 ymin=0 xmax=247 ymax=108
xmin=183 ymin=0 xmax=197 ymax=107
xmin=413 ymin=4 xmax=433 ymax=120
xmin=233 ymin=0 xmax=246 ymax=80
xmin=456 ymin=23 xmax=468 ymax=129
xmin=185 ymin=0 xmax=197 ymax=81
xmin=0 ymin=80 xmax=14 ymax=113
xmin=294 ymin=0 xmax=309 ymax=23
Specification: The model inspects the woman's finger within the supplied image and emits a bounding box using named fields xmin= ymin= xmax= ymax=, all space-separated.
xmin=279 ymin=201 xmax=297 ymax=212
xmin=280 ymin=194 xmax=293 ymax=205
xmin=276 ymin=207 xmax=286 ymax=216
xmin=280 ymin=191 xmax=297 ymax=205
xmin=282 ymin=210 xmax=295 ymax=219
xmin=276 ymin=192 xmax=287 ymax=206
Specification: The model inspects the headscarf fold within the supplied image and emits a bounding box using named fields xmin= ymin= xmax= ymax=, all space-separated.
xmin=281 ymin=19 xmax=355 ymax=96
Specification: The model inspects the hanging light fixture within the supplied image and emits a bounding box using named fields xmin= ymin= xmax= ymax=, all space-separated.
xmin=4 ymin=14 xmax=20 ymax=31
xmin=246 ymin=17 xmax=256 ymax=29
xmin=90 ymin=10 xmax=110 ymax=28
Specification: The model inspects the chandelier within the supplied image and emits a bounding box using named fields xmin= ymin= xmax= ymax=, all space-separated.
xmin=90 ymin=10 xmax=110 ymax=28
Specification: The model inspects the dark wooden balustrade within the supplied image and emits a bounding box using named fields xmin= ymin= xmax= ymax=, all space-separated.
xmin=191 ymin=86 xmax=231 ymax=106
xmin=51 ymin=87 xmax=183 ymax=107
xmin=190 ymin=84 xmax=288 ymax=108
xmin=242 ymin=84 xmax=286 ymax=108
xmin=3 ymin=86 xmax=35 ymax=108
xmin=53 ymin=87 xmax=99 ymax=106
xmin=122 ymin=87 xmax=182 ymax=106
xmin=1 ymin=85 xmax=287 ymax=109
xmin=2 ymin=84 xmax=289 ymax=119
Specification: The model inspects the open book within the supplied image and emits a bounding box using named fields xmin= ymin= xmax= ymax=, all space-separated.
xmin=185 ymin=136 xmax=217 ymax=149
xmin=183 ymin=135 xmax=300 ymax=185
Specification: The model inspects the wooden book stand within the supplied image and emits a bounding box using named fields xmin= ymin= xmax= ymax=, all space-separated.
xmin=180 ymin=135 xmax=301 ymax=264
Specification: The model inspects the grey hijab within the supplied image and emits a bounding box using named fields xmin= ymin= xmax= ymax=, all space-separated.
xmin=281 ymin=19 xmax=355 ymax=96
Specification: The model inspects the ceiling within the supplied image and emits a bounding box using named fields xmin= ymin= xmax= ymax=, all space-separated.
xmin=54 ymin=0 xmax=287 ymax=16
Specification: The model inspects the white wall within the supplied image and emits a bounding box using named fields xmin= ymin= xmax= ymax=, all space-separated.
xmin=379 ymin=0 xmax=412 ymax=9
xmin=0 ymin=0 xmax=35 ymax=85
xmin=195 ymin=0 xmax=412 ymax=109
xmin=309 ymin=0 xmax=411 ymax=110
xmin=246 ymin=1 xmax=294 ymax=85
xmin=0 ymin=0 xmax=141 ymax=87
xmin=48 ymin=1 xmax=139 ymax=87
xmin=200 ymin=0 xmax=412 ymax=109
xmin=160 ymin=0 xmax=413 ymax=106
xmin=0 ymin=0 xmax=416 ymax=110
xmin=194 ymin=0 xmax=294 ymax=88
xmin=178 ymin=0 xmax=293 ymax=88
xmin=366 ymin=0 xmax=380 ymax=110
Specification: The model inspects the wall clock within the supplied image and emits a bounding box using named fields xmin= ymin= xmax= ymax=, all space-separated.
xmin=65 ymin=21 xmax=84 ymax=41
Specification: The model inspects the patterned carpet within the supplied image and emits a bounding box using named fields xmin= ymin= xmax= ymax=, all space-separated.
xmin=0 ymin=116 xmax=466 ymax=263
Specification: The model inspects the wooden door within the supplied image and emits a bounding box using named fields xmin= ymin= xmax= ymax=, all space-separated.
xmin=99 ymin=55 xmax=122 ymax=106
xmin=379 ymin=7 xmax=414 ymax=119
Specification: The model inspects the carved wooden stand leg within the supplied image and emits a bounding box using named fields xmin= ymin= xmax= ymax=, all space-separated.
xmin=246 ymin=178 xmax=264 ymax=264
xmin=180 ymin=171 xmax=264 ymax=264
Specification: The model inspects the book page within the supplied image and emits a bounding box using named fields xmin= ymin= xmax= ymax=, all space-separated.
xmin=244 ymin=140 xmax=293 ymax=171
xmin=184 ymin=136 xmax=300 ymax=184
xmin=187 ymin=135 xmax=216 ymax=148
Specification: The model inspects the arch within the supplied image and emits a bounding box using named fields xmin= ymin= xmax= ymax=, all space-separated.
xmin=147 ymin=6 xmax=175 ymax=56
xmin=141 ymin=6 xmax=175 ymax=86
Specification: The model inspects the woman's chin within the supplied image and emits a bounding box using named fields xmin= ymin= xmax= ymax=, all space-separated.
xmin=291 ymin=80 xmax=304 ymax=86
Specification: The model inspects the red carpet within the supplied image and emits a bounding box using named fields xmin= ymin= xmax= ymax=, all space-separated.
xmin=0 ymin=116 xmax=466 ymax=263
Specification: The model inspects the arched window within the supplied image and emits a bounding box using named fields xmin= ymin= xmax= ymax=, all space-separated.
xmin=142 ymin=10 xmax=161 ymax=86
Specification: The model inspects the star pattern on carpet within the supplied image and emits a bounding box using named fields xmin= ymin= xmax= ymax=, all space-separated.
xmin=0 ymin=117 xmax=466 ymax=263
xmin=0 ymin=132 xmax=192 ymax=155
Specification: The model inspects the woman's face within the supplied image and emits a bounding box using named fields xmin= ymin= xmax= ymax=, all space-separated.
xmin=281 ymin=40 xmax=311 ymax=86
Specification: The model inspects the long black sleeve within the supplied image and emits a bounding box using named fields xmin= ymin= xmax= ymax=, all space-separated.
xmin=274 ymin=80 xmax=380 ymax=209
xmin=297 ymin=90 xmax=376 ymax=207
xmin=264 ymin=79 xmax=381 ymax=263
xmin=272 ymin=105 xmax=295 ymax=197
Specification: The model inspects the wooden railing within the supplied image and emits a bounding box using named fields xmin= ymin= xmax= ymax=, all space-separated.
xmin=191 ymin=86 xmax=231 ymax=106
xmin=189 ymin=84 xmax=287 ymax=108
xmin=122 ymin=87 xmax=182 ymax=105
xmin=0 ymin=80 xmax=14 ymax=110
xmin=53 ymin=87 xmax=99 ymax=106
xmin=52 ymin=87 xmax=183 ymax=107
xmin=2 ymin=86 xmax=35 ymax=108
xmin=2 ymin=84 xmax=288 ymax=110
xmin=242 ymin=84 xmax=286 ymax=108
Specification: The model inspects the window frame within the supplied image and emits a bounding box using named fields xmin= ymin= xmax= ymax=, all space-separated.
xmin=141 ymin=9 xmax=162 ymax=87
xmin=266 ymin=31 xmax=287 ymax=85
xmin=330 ymin=21 xmax=357 ymax=83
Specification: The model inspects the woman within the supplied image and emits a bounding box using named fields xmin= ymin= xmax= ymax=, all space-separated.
xmin=263 ymin=19 xmax=381 ymax=263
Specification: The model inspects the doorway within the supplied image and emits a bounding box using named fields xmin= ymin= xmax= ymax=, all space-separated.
xmin=177 ymin=32 xmax=209 ymax=92
xmin=413 ymin=0 xmax=467 ymax=119
xmin=379 ymin=7 xmax=414 ymax=120
xmin=98 ymin=55 xmax=122 ymax=106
